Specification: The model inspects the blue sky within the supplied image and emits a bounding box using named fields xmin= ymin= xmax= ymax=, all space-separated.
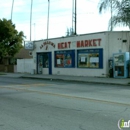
xmin=0 ymin=0 xmax=129 ymax=41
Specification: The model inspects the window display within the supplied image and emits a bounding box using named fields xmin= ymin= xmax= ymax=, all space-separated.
xmin=77 ymin=49 xmax=103 ymax=68
xmin=55 ymin=50 xmax=75 ymax=68
xmin=55 ymin=54 xmax=64 ymax=67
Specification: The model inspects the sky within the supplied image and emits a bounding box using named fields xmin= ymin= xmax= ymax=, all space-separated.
xmin=0 ymin=0 xmax=129 ymax=41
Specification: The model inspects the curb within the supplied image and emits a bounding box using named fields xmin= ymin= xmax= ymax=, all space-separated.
xmin=20 ymin=76 xmax=130 ymax=86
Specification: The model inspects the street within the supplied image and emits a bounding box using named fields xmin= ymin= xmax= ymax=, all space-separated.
xmin=0 ymin=77 xmax=130 ymax=130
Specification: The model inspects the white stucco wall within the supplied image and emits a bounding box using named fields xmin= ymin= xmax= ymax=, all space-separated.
xmin=32 ymin=31 xmax=130 ymax=77
xmin=107 ymin=32 xmax=130 ymax=56
xmin=17 ymin=59 xmax=33 ymax=73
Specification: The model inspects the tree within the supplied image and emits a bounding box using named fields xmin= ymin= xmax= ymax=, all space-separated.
xmin=0 ymin=18 xmax=25 ymax=63
xmin=66 ymin=28 xmax=75 ymax=36
xmin=110 ymin=0 xmax=130 ymax=29
xmin=98 ymin=0 xmax=130 ymax=30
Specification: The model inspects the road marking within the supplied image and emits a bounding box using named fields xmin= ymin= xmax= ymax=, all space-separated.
xmin=0 ymin=85 xmax=130 ymax=106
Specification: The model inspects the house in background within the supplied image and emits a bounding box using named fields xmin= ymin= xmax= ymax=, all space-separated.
xmin=0 ymin=48 xmax=33 ymax=73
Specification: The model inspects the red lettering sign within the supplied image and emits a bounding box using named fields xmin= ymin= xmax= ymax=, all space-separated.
xmin=76 ymin=39 xmax=101 ymax=48
xmin=58 ymin=43 xmax=61 ymax=49
xmin=57 ymin=39 xmax=101 ymax=49
xmin=65 ymin=42 xmax=67 ymax=48
xmin=77 ymin=41 xmax=80 ymax=47
xmin=81 ymin=41 xmax=84 ymax=47
xmin=85 ymin=40 xmax=89 ymax=47
xmin=98 ymin=39 xmax=101 ymax=46
xmin=88 ymin=40 xmax=92 ymax=46
xmin=57 ymin=42 xmax=71 ymax=49
xmin=93 ymin=39 xmax=97 ymax=46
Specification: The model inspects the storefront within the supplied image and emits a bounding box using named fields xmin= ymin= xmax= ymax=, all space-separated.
xmin=32 ymin=31 xmax=130 ymax=77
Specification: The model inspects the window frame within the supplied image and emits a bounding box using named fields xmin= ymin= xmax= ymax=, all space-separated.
xmin=54 ymin=50 xmax=75 ymax=68
xmin=77 ymin=48 xmax=103 ymax=69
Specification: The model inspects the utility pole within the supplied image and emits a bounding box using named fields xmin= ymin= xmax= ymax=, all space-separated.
xmin=30 ymin=0 xmax=33 ymax=41
xmin=72 ymin=0 xmax=77 ymax=35
xmin=34 ymin=23 xmax=36 ymax=41
xmin=75 ymin=0 xmax=77 ymax=35
xmin=11 ymin=0 xmax=14 ymax=21
xmin=47 ymin=0 xmax=50 ymax=41
xmin=72 ymin=0 xmax=74 ymax=34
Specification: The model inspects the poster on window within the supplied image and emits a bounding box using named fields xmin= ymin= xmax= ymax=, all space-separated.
xmin=90 ymin=57 xmax=99 ymax=63
xmin=57 ymin=59 xmax=61 ymax=64
xmin=81 ymin=57 xmax=86 ymax=62
xmin=78 ymin=53 xmax=99 ymax=68
xmin=55 ymin=54 xmax=64 ymax=67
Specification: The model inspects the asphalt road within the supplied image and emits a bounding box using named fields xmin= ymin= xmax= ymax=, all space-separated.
xmin=0 ymin=77 xmax=130 ymax=130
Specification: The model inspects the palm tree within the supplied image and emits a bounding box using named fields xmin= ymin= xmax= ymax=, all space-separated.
xmin=98 ymin=0 xmax=130 ymax=30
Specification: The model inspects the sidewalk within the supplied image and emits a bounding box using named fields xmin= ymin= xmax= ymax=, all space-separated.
xmin=0 ymin=72 xmax=130 ymax=86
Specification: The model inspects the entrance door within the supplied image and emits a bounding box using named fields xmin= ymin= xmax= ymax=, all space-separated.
xmin=37 ymin=52 xmax=52 ymax=75
xmin=37 ymin=54 xmax=43 ymax=74
xmin=48 ymin=52 xmax=52 ymax=75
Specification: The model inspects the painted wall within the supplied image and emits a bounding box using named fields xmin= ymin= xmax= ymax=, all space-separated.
xmin=32 ymin=31 xmax=130 ymax=77
xmin=17 ymin=59 xmax=33 ymax=73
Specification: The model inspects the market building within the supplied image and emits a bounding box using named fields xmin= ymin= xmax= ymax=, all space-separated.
xmin=31 ymin=31 xmax=130 ymax=77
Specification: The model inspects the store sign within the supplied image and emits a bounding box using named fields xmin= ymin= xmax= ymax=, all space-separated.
xmin=57 ymin=39 xmax=102 ymax=50
xmin=24 ymin=41 xmax=34 ymax=50
xmin=77 ymin=39 xmax=101 ymax=48
xmin=40 ymin=41 xmax=55 ymax=50
xmin=58 ymin=42 xmax=71 ymax=49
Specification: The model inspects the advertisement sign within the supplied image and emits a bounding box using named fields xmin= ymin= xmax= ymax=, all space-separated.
xmin=24 ymin=41 xmax=34 ymax=50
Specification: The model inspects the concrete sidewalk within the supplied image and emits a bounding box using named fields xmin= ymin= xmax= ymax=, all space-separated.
xmin=0 ymin=72 xmax=130 ymax=86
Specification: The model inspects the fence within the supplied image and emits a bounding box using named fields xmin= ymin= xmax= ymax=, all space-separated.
xmin=0 ymin=64 xmax=14 ymax=72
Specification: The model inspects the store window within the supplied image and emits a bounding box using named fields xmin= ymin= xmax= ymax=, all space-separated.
xmin=77 ymin=49 xmax=103 ymax=68
xmin=55 ymin=50 xmax=75 ymax=68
